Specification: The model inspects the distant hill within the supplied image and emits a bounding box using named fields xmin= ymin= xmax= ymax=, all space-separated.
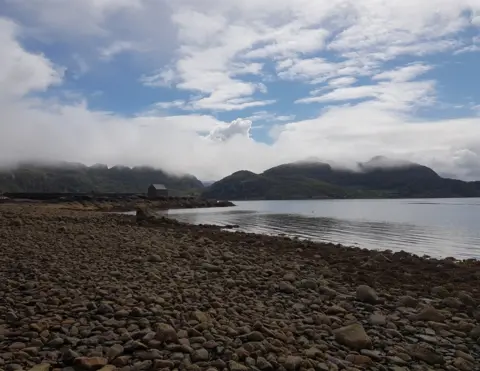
xmin=203 ymin=157 xmax=480 ymax=200
xmin=0 ymin=163 xmax=204 ymax=195
xmin=201 ymin=180 xmax=217 ymax=187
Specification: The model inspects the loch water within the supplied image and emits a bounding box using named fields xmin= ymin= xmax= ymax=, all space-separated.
xmin=161 ymin=198 xmax=480 ymax=259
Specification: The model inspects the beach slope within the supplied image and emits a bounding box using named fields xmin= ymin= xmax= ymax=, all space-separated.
xmin=0 ymin=205 xmax=479 ymax=371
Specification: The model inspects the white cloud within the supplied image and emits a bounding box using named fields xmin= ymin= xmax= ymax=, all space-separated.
xmin=328 ymin=77 xmax=357 ymax=88
xmin=246 ymin=111 xmax=296 ymax=123
xmin=244 ymin=25 xmax=330 ymax=59
xmin=71 ymin=54 xmax=90 ymax=79
xmin=208 ymin=118 xmax=253 ymax=141
xmin=298 ymin=80 xmax=436 ymax=112
xmin=3 ymin=0 xmax=145 ymax=37
xmin=2 ymin=1 xmax=480 ymax=181
xmin=271 ymin=103 xmax=480 ymax=180
xmin=143 ymin=0 xmax=474 ymax=110
xmin=276 ymin=57 xmax=377 ymax=83
xmin=0 ymin=18 xmax=64 ymax=98
xmin=6 ymin=0 xmax=480 ymax=110
xmin=327 ymin=2 xmax=469 ymax=56
xmin=455 ymin=35 xmax=480 ymax=54
xmin=373 ymin=63 xmax=432 ymax=82
xmin=140 ymin=67 xmax=177 ymax=87
xmin=100 ymin=41 xmax=138 ymax=60
xmin=152 ymin=100 xmax=187 ymax=110
xmin=139 ymin=100 xmax=187 ymax=116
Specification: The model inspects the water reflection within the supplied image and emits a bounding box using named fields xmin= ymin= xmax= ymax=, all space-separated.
xmin=164 ymin=199 xmax=480 ymax=259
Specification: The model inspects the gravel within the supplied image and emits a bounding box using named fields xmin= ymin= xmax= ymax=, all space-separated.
xmin=1 ymin=204 xmax=479 ymax=371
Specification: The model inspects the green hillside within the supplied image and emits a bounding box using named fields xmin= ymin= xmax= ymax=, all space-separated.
xmin=0 ymin=163 xmax=204 ymax=195
xmin=203 ymin=158 xmax=480 ymax=200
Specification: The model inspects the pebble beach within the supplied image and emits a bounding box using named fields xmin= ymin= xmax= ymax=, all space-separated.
xmin=1 ymin=204 xmax=479 ymax=371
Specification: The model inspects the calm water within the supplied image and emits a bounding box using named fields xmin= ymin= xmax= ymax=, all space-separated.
xmin=161 ymin=198 xmax=480 ymax=259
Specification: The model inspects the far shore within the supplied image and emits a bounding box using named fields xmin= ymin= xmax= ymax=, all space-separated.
xmin=0 ymin=203 xmax=479 ymax=371
xmin=0 ymin=193 xmax=236 ymax=212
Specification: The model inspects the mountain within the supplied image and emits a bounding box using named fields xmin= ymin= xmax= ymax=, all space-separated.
xmin=203 ymin=157 xmax=480 ymax=200
xmin=0 ymin=163 xmax=204 ymax=195
xmin=201 ymin=180 xmax=217 ymax=187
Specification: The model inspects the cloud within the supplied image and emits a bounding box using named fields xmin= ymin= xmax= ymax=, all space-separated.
xmin=455 ymin=35 xmax=480 ymax=54
xmin=373 ymin=63 xmax=432 ymax=82
xmin=271 ymin=103 xmax=480 ymax=180
xmin=472 ymin=104 xmax=480 ymax=115
xmin=3 ymin=0 xmax=145 ymax=37
xmin=151 ymin=100 xmax=187 ymax=110
xmin=297 ymin=80 xmax=436 ymax=112
xmin=139 ymin=0 xmax=472 ymax=110
xmin=243 ymin=25 xmax=330 ymax=59
xmin=1 ymin=1 xmax=480 ymax=182
xmin=276 ymin=57 xmax=377 ymax=84
xmin=100 ymin=41 xmax=141 ymax=60
xmin=0 ymin=18 xmax=64 ymax=98
xmin=140 ymin=68 xmax=177 ymax=87
xmin=328 ymin=77 xmax=357 ymax=88
xmin=246 ymin=111 xmax=296 ymax=123
xmin=207 ymin=118 xmax=253 ymax=141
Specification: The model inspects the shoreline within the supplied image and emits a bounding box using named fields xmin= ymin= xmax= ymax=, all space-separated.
xmin=1 ymin=204 xmax=479 ymax=371
xmin=0 ymin=196 xmax=236 ymax=213
xmin=138 ymin=211 xmax=480 ymax=265
xmin=204 ymin=196 xmax=480 ymax=202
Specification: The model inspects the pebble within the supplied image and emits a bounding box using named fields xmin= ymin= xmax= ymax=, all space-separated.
xmin=9 ymin=342 xmax=26 ymax=351
xmin=334 ymin=323 xmax=372 ymax=350
xmin=153 ymin=360 xmax=174 ymax=369
xmin=455 ymin=350 xmax=475 ymax=363
xmin=1 ymin=205 xmax=479 ymax=371
xmin=47 ymin=338 xmax=64 ymax=348
xmin=136 ymin=350 xmax=161 ymax=360
xmin=192 ymin=348 xmax=209 ymax=361
xmin=284 ymin=356 xmax=302 ymax=371
xmin=369 ymin=313 xmax=387 ymax=326
xmin=356 ymin=285 xmax=379 ymax=304
xmin=74 ymin=357 xmax=108 ymax=370
xmin=6 ymin=364 xmax=23 ymax=371
xmin=28 ymin=365 xmax=50 ymax=371
xmin=155 ymin=324 xmax=178 ymax=343
xmin=409 ymin=306 xmax=446 ymax=322
xmin=246 ymin=331 xmax=264 ymax=341
xmin=228 ymin=361 xmax=248 ymax=371
xmin=345 ymin=354 xmax=372 ymax=365
xmin=407 ymin=344 xmax=445 ymax=365
xmin=278 ymin=281 xmax=296 ymax=293
xmin=256 ymin=357 xmax=272 ymax=370
xmin=453 ymin=357 xmax=474 ymax=371
xmin=106 ymin=344 xmax=124 ymax=360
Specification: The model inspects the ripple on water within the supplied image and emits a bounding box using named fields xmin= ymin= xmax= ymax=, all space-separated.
xmin=164 ymin=199 xmax=480 ymax=259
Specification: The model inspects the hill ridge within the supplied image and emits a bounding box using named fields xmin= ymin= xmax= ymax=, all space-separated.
xmin=0 ymin=162 xmax=203 ymax=194
xmin=202 ymin=157 xmax=480 ymax=200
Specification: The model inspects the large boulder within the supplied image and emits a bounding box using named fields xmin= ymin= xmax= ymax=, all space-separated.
xmin=136 ymin=207 xmax=157 ymax=223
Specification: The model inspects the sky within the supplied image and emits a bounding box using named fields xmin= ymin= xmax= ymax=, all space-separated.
xmin=0 ymin=0 xmax=480 ymax=181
